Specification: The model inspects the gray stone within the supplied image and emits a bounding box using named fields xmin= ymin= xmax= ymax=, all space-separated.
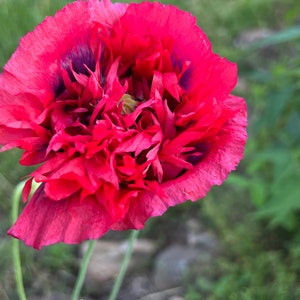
xmin=0 ymin=287 xmax=9 ymax=300
xmin=152 ymin=220 xmax=221 ymax=292
xmin=117 ymin=274 xmax=154 ymax=300
xmin=138 ymin=287 xmax=182 ymax=300
xmin=186 ymin=219 xmax=220 ymax=253
xmin=30 ymin=292 xmax=70 ymax=300
xmin=153 ymin=245 xmax=201 ymax=290
xmin=81 ymin=239 xmax=156 ymax=294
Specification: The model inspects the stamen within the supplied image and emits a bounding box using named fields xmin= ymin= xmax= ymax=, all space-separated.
xmin=118 ymin=94 xmax=138 ymax=114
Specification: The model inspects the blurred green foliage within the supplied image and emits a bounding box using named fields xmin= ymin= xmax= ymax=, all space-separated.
xmin=184 ymin=0 xmax=300 ymax=298
xmin=0 ymin=0 xmax=71 ymax=68
xmin=228 ymin=27 xmax=300 ymax=230
xmin=0 ymin=0 xmax=300 ymax=299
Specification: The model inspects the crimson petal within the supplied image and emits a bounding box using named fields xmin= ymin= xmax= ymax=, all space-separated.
xmin=3 ymin=0 xmax=127 ymax=95
xmin=115 ymin=96 xmax=247 ymax=229
xmin=8 ymin=185 xmax=113 ymax=249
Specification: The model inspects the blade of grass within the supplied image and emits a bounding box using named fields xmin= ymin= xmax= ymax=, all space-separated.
xmin=248 ymin=26 xmax=300 ymax=50
xmin=11 ymin=182 xmax=27 ymax=300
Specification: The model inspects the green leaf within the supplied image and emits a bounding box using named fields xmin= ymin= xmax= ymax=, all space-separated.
xmin=250 ymin=180 xmax=267 ymax=208
xmin=248 ymin=148 xmax=291 ymax=175
xmin=255 ymin=164 xmax=300 ymax=229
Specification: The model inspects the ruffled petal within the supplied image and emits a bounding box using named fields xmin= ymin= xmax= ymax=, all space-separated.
xmin=115 ymin=96 xmax=247 ymax=229
xmin=8 ymin=185 xmax=113 ymax=249
xmin=116 ymin=1 xmax=237 ymax=102
xmin=3 ymin=0 xmax=127 ymax=95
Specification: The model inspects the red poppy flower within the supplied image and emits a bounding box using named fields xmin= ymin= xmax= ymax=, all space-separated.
xmin=0 ymin=0 xmax=247 ymax=249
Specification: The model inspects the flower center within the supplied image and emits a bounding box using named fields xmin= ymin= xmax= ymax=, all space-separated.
xmin=118 ymin=94 xmax=138 ymax=114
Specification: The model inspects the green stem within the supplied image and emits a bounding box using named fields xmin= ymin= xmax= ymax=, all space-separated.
xmin=71 ymin=239 xmax=97 ymax=300
xmin=11 ymin=181 xmax=27 ymax=300
xmin=108 ymin=230 xmax=139 ymax=300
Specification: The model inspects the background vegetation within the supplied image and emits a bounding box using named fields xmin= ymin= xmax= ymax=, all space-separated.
xmin=1 ymin=0 xmax=300 ymax=299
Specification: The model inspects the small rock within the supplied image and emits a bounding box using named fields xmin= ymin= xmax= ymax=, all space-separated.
xmin=153 ymin=220 xmax=221 ymax=292
xmin=30 ymin=292 xmax=70 ymax=300
xmin=169 ymin=296 xmax=184 ymax=300
xmin=153 ymin=245 xmax=201 ymax=290
xmin=138 ymin=287 xmax=182 ymax=300
xmin=81 ymin=238 xmax=156 ymax=294
xmin=118 ymin=274 xmax=154 ymax=300
xmin=186 ymin=219 xmax=220 ymax=254
xmin=129 ymin=275 xmax=153 ymax=297
xmin=0 ymin=287 xmax=9 ymax=300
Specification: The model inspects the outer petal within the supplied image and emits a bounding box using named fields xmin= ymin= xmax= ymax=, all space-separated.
xmin=0 ymin=86 xmax=45 ymax=147
xmin=3 ymin=0 xmax=127 ymax=95
xmin=0 ymin=0 xmax=128 ymax=154
xmin=115 ymin=2 xmax=236 ymax=99
xmin=114 ymin=96 xmax=247 ymax=229
xmin=8 ymin=185 xmax=113 ymax=249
